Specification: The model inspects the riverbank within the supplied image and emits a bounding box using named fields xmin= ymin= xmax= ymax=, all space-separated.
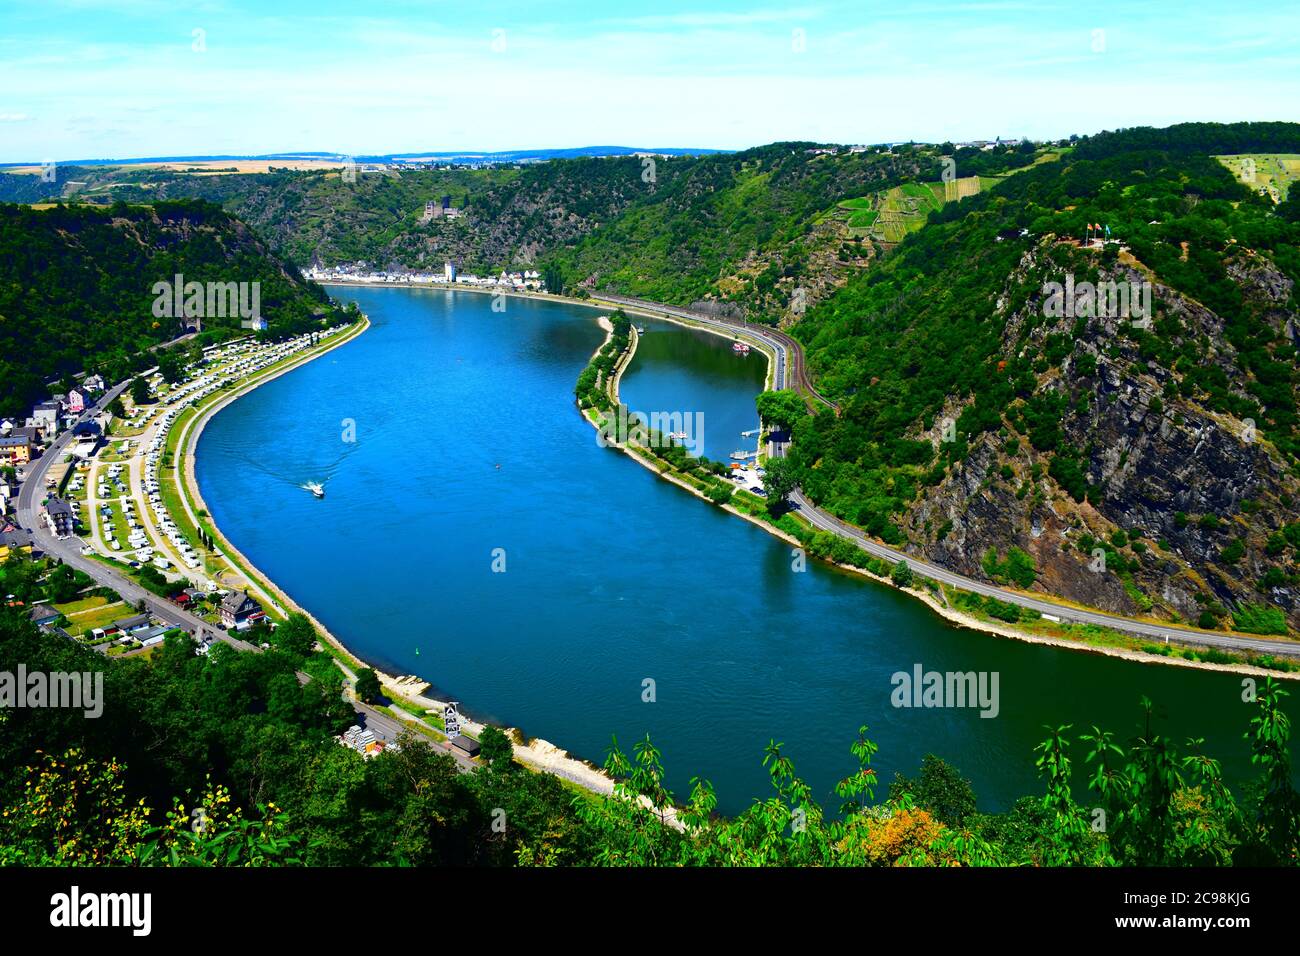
xmin=174 ymin=317 xmax=370 ymax=624
xmin=576 ymin=298 xmax=1300 ymax=681
xmin=171 ymin=301 xmax=635 ymax=801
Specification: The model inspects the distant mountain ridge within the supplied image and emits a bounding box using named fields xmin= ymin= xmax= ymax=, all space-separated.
xmin=0 ymin=145 xmax=730 ymax=169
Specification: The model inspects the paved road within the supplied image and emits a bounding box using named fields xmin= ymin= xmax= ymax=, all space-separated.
xmin=15 ymin=382 xmax=254 ymax=644
xmin=590 ymin=292 xmax=1300 ymax=659
xmin=593 ymin=292 xmax=839 ymax=412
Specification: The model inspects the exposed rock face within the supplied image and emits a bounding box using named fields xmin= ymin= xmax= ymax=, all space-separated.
xmin=689 ymin=299 xmax=748 ymax=321
xmin=903 ymin=244 xmax=1300 ymax=629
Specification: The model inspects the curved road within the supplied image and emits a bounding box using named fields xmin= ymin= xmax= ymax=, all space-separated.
xmin=590 ymin=292 xmax=1300 ymax=659
xmin=594 ymin=292 xmax=839 ymax=412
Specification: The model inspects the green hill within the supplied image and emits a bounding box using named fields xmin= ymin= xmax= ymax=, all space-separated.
xmin=0 ymin=142 xmax=1044 ymax=324
xmin=0 ymin=199 xmax=347 ymax=417
xmin=787 ymin=122 xmax=1300 ymax=632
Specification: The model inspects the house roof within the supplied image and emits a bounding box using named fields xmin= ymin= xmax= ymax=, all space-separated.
xmin=45 ymin=498 xmax=73 ymax=517
xmin=220 ymin=590 xmax=262 ymax=614
xmin=0 ymin=435 xmax=30 ymax=448
xmin=0 ymin=529 xmax=34 ymax=549
xmin=450 ymin=735 xmax=481 ymax=756
xmin=28 ymin=603 xmax=60 ymax=622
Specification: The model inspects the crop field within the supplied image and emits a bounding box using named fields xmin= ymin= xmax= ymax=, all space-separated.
xmin=840 ymin=180 xmax=958 ymax=241
xmin=1216 ymin=153 xmax=1300 ymax=203
xmin=870 ymin=182 xmax=944 ymax=243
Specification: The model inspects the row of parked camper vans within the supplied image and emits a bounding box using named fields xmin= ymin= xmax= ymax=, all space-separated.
xmin=143 ymin=408 xmax=202 ymax=572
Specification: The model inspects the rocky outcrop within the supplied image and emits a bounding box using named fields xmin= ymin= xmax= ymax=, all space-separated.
xmin=903 ymin=244 xmax=1300 ymax=629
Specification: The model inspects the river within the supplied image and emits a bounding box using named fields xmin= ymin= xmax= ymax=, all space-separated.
xmin=195 ymin=286 xmax=1297 ymax=815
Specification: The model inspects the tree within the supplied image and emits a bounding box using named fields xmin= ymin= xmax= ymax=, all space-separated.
xmin=888 ymin=754 xmax=977 ymax=826
xmin=130 ymin=377 xmax=151 ymax=406
xmin=107 ymin=396 xmax=126 ymax=418
xmin=354 ymin=668 xmax=382 ymax=703
xmin=156 ymin=351 xmax=184 ymax=385
xmin=763 ymin=456 xmax=797 ymax=513
xmin=45 ymin=563 xmax=87 ymax=603
xmin=273 ymin=612 xmax=318 ymax=659
xmin=1242 ymin=678 xmax=1299 ymax=864
xmin=478 ymin=725 xmax=515 ymax=769
xmin=891 ymin=560 xmax=914 ymax=588
xmin=755 ymin=389 xmax=806 ymax=433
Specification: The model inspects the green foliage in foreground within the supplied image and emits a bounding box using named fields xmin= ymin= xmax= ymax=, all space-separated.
xmin=0 ymin=607 xmax=1294 ymax=867
xmin=569 ymin=684 xmax=1296 ymax=867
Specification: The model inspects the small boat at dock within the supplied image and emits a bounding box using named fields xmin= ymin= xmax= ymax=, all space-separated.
xmin=732 ymin=341 xmax=750 ymax=354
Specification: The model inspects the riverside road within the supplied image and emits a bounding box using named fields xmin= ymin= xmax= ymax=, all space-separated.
xmin=590 ymin=292 xmax=1300 ymax=660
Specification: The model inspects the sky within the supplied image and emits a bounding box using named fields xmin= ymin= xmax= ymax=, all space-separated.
xmin=1 ymin=0 xmax=1298 ymax=162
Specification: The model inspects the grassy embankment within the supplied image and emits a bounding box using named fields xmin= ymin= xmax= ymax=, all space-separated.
xmin=159 ymin=322 xmax=369 ymax=623
xmin=574 ymin=312 xmax=1300 ymax=677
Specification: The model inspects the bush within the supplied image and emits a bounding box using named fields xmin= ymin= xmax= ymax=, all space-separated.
xmin=1232 ymin=604 xmax=1289 ymax=636
xmin=891 ymin=560 xmax=914 ymax=587
xmin=981 ymin=547 xmax=1037 ymax=588
xmin=705 ymin=484 xmax=733 ymax=506
xmin=985 ymin=598 xmax=1022 ymax=623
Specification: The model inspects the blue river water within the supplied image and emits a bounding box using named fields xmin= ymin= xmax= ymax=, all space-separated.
xmin=195 ymin=286 xmax=1297 ymax=815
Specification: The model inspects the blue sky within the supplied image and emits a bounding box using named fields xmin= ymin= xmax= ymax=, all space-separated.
xmin=1 ymin=0 xmax=1297 ymax=161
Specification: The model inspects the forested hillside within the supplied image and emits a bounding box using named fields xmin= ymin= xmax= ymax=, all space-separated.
xmin=0 ymin=159 xmax=648 ymax=277
xmin=787 ymin=122 xmax=1300 ymax=633
xmin=0 ymin=142 xmax=1042 ymax=324
xmin=0 ymin=200 xmax=344 ymax=417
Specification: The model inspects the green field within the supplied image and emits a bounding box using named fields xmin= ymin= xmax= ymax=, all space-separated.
xmin=59 ymin=600 xmax=131 ymax=636
xmin=1216 ymin=153 xmax=1300 ymax=202
xmin=54 ymin=595 xmax=111 ymax=616
xmin=839 ymin=178 xmax=985 ymax=241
